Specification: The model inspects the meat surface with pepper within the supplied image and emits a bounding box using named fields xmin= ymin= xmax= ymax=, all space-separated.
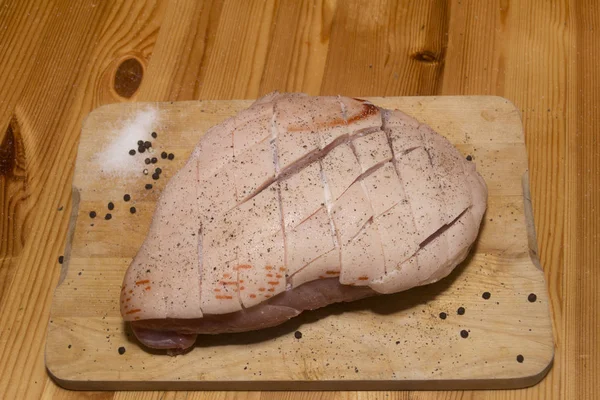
xmin=120 ymin=92 xmax=488 ymax=352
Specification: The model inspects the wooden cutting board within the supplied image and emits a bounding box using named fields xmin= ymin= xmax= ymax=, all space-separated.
xmin=46 ymin=96 xmax=554 ymax=390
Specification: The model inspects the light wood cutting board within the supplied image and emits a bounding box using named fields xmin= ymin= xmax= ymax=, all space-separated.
xmin=46 ymin=96 xmax=554 ymax=390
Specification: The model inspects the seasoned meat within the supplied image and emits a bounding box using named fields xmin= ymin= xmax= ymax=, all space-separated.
xmin=120 ymin=93 xmax=487 ymax=351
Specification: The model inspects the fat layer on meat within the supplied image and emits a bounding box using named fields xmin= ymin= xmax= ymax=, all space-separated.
xmin=121 ymin=93 xmax=488 ymax=350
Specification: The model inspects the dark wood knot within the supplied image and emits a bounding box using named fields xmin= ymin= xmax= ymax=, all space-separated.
xmin=114 ymin=58 xmax=143 ymax=98
xmin=0 ymin=117 xmax=24 ymax=177
xmin=411 ymin=50 xmax=440 ymax=64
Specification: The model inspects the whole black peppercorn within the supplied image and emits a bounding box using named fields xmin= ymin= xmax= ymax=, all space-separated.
xmin=118 ymin=346 xmax=126 ymax=355
xmin=457 ymin=307 xmax=465 ymax=315
xmin=482 ymin=292 xmax=491 ymax=300
xmin=168 ymin=153 xmax=175 ymax=160
xmin=137 ymin=140 xmax=144 ymax=146
xmin=128 ymin=149 xmax=136 ymax=156
xmin=89 ymin=211 xmax=97 ymax=218
xmin=108 ymin=202 xmax=114 ymax=210
xmin=528 ymin=293 xmax=537 ymax=302
xmin=161 ymin=151 xmax=168 ymax=159
xmin=151 ymin=132 xmax=157 ymax=138
xmin=144 ymin=158 xmax=151 ymax=165
xmin=294 ymin=331 xmax=302 ymax=339
xmin=144 ymin=141 xmax=151 ymax=149
xmin=105 ymin=213 xmax=112 ymax=220
xmin=152 ymin=173 xmax=159 ymax=180
xmin=130 ymin=207 xmax=136 ymax=214
xmin=123 ymin=194 xmax=131 ymax=202
xmin=151 ymin=157 xmax=157 ymax=164
xmin=460 ymin=330 xmax=469 ymax=338
xmin=145 ymin=184 xmax=153 ymax=190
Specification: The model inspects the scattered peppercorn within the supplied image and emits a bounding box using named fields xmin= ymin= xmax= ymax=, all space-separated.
xmin=144 ymin=141 xmax=152 ymax=149
xmin=460 ymin=330 xmax=469 ymax=338
xmin=457 ymin=307 xmax=465 ymax=315
xmin=152 ymin=173 xmax=159 ymax=180
xmin=108 ymin=202 xmax=114 ymax=210
xmin=130 ymin=207 xmax=136 ymax=214
xmin=58 ymin=256 xmax=64 ymax=264
xmin=294 ymin=331 xmax=302 ymax=339
xmin=89 ymin=211 xmax=97 ymax=218
xmin=151 ymin=132 xmax=157 ymax=139
xmin=168 ymin=153 xmax=175 ymax=160
xmin=128 ymin=149 xmax=136 ymax=156
xmin=516 ymin=354 xmax=524 ymax=363
xmin=151 ymin=157 xmax=157 ymax=164
xmin=466 ymin=155 xmax=473 ymax=161
xmin=528 ymin=293 xmax=537 ymax=302
xmin=144 ymin=158 xmax=151 ymax=165
xmin=123 ymin=194 xmax=131 ymax=202
xmin=138 ymin=146 xmax=146 ymax=154
xmin=161 ymin=151 xmax=168 ymax=159
xmin=482 ymin=291 xmax=491 ymax=300
xmin=137 ymin=140 xmax=144 ymax=146
xmin=145 ymin=184 xmax=153 ymax=190
xmin=155 ymin=167 xmax=162 ymax=174
xmin=118 ymin=346 xmax=126 ymax=355
xmin=439 ymin=312 xmax=447 ymax=320
xmin=105 ymin=213 xmax=112 ymax=220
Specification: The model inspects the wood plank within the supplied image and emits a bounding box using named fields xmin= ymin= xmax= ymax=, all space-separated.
xmin=46 ymin=96 xmax=553 ymax=390
xmin=0 ymin=1 xmax=165 ymax=398
xmin=570 ymin=1 xmax=600 ymax=399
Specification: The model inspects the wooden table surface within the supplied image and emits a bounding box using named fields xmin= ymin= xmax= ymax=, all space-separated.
xmin=0 ymin=1 xmax=596 ymax=399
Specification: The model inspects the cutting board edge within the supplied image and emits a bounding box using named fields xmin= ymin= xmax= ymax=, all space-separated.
xmin=47 ymin=360 xmax=554 ymax=391
xmin=47 ymin=96 xmax=554 ymax=390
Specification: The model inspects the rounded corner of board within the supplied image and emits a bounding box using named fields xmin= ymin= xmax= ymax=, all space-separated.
xmin=513 ymin=353 xmax=555 ymax=389
xmin=45 ymin=359 xmax=74 ymax=391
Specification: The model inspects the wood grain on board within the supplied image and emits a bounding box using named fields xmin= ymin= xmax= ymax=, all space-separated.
xmin=45 ymin=96 xmax=553 ymax=390
xmin=0 ymin=0 xmax=597 ymax=399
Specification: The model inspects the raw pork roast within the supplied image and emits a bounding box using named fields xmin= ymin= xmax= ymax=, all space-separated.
xmin=120 ymin=93 xmax=487 ymax=351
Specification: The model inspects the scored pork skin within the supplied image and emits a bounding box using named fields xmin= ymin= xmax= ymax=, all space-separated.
xmin=120 ymin=93 xmax=487 ymax=350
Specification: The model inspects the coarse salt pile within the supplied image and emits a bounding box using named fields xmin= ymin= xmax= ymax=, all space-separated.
xmin=95 ymin=107 xmax=159 ymax=176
